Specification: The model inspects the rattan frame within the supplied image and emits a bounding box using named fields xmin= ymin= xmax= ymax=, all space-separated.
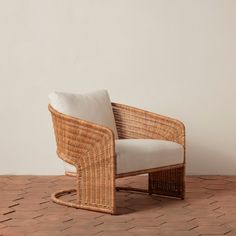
xmin=49 ymin=102 xmax=185 ymax=214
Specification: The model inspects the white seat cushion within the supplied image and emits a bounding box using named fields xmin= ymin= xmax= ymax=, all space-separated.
xmin=49 ymin=89 xmax=118 ymax=139
xmin=116 ymin=139 xmax=184 ymax=174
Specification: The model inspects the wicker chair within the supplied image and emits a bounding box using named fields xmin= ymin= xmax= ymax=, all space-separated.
xmin=49 ymin=102 xmax=185 ymax=214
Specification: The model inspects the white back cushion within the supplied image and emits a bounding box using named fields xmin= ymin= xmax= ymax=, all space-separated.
xmin=49 ymin=90 xmax=118 ymax=139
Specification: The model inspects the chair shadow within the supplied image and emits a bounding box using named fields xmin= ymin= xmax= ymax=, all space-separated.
xmin=115 ymin=176 xmax=186 ymax=215
xmin=115 ymin=144 xmax=235 ymax=215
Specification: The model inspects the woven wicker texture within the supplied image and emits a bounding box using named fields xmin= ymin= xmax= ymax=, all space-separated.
xmin=112 ymin=103 xmax=185 ymax=147
xmin=49 ymin=105 xmax=116 ymax=213
xmin=49 ymin=102 xmax=185 ymax=214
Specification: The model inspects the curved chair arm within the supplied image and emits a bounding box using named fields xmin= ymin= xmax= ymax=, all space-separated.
xmin=112 ymin=102 xmax=185 ymax=148
xmin=48 ymin=105 xmax=115 ymax=167
xmin=48 ymin=105 xmax=116 ymax=213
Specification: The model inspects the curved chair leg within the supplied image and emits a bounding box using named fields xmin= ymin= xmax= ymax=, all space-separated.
xmin=148 ymin=166 xmax=185 ymax=199
xmin=51 ymin=188 xmax=116 ymax=214
xmin=51 ymin=188 xmax=78 ymax=207
xmin=53 ymin=160 xmax=116 ymax=214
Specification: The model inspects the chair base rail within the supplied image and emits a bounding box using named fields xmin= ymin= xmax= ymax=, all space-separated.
xmin=116 ymin=186 xmax=184 ymax=199
xmin=51 ymin=189 xmax=115 ymax=214
xmin=116 ymin=186 xmax=148 ymax=193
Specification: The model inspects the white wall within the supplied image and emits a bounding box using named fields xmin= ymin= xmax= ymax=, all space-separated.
xmin=0 ymin=0 xmax=236 ymax=175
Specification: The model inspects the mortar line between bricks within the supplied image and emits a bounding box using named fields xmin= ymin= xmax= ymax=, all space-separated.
xmin=32 ymin=214 xmax=44 ymax=219
xmin=224 ymin=230 xmax=232 ymax=235
xmin=187 ymin=218 xmax=196 ymax=222
xmin=0 ymin=218 xmax=12 ymax=223
xmin=39 ymin=200 xmax=50 ymax=205
xmin=94 ymin=222 xmax=104 ymax=227
xmin=191 ymin=225 xmax=200 ymax=232
xmin=13 ymin=197 xmax=24 ymax=201
xmin=63 ymin=218 xmax=73 ymax=223
xmin=209 ymin=201 xmax=218 ymax=205
xmin=94 ymin=230 xmax=104 ymax=235
xmin=189 ymin=225 xmax=199 ymax=231
xmin=127 ymin=226 xmax=136 ymax=231
xmin=9 ymin=203 xmax=20 ymax=208
xmin=3 ymin=210 xmax=15 ymax=215
xmin=61 ymin=226 xmax=72 ymax=231
xmin=212 ymin=206 xmax=221 ymax=211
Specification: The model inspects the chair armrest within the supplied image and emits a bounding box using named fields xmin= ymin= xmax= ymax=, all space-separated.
xmin=48 ymin=105 xmax=116 ymax=170
xmin=112 ymin=102 xmax=185 ymax=148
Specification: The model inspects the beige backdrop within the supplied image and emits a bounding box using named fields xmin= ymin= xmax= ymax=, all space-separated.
xmin=0 ymin=0 xmax=236 ymax=174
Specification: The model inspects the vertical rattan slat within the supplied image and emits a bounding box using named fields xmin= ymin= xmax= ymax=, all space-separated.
xmin=148 ymin=166 xmax=185 ymax=199
xmin=112 ymin=102 xmax=186 ymax=199
xmin=112 ymin=102 xmax=185 ymax=147
xmin=49 ymin=105 xmax=116 ymax=214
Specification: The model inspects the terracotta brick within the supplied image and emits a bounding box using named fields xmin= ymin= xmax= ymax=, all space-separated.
xmin=96 ymin=222 xmax=135 ymax=231
xmin=1 ymin=175 xmax=236 ymax=235
xmin=97 ymin=230 xmax=134 ymax=236
xmin=192 ymin=225 xmax=231 ymax=235
xmin=128 ymin=226 xmax=161 ymax=235
xmin=161 ymin=221 xmax=198 ymax=231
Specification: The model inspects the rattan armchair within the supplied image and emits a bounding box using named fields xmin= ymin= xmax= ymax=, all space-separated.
xmin=49 ymin=102 xmax=185 ymax=214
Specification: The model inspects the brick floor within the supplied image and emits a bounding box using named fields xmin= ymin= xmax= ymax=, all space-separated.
xmin=0 ymin=175 xmax=236 ymax=236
